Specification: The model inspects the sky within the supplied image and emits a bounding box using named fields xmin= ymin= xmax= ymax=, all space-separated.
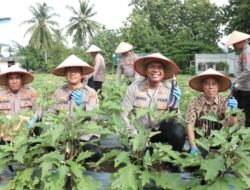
xmin=0 ymin=0 xmax=228 ymax=55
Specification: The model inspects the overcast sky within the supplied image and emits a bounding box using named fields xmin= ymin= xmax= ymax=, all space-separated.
xmin=0 ymin=0 xmax=228 ymax=55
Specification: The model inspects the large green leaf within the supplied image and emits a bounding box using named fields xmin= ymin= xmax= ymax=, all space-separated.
xmin=36 ymin=150 xmax=64 ymax=164
xmin=155 ymin=172 xmax=185 ymax=190
xmin=76 ymin=151 xmax=94 ymax=163
xmin=200 ymin=156 xmax=226 ymax=181
xmin=114 ymin=151 xmax=131 ymax=167
xmin=140 ymin=170 xmax=156 ymax=187
xmin=96 ymin=149 xmax=122 ymax=166
xmin=111 ymin=164 xmax=139 ymax=190
xmin=131 ymin=132 xmax=147 ymax=152
xmin=13 ymin=145 xmax=27 ymax=164
xmin=206 ymin=180 xmax=232 ymax=190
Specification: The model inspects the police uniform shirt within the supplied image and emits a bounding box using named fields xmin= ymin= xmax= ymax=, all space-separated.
xmin=0 ymin=86 xmax=37 ymax=115
xmin=236 ymin=44 xmax=250 ymax=91
xmin=122 ymin=79 xmax=171 ymax=134
xmin=49 ymin=84 xmax=99 ymax=115
xmin=93 ymin=53 xmax=106 ymax=82
xmin=116 ymin=52 xmax=138 ymax=81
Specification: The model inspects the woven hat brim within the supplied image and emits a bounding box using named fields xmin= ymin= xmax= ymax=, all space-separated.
xmin=52 ymin=66 xmax=94 ymax=76
xmin=189 ymin=74 xmax=231 ymax=92
xmin=134 ymin=57 xmax=179 ymax=80
xmin=115 ymin=47 xmax=133 ymax=54
xmin=0 ymin=71 xmax=34 ymax=86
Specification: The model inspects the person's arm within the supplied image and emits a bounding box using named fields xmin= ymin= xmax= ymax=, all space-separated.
xmin=115 ymin=59 xmax=123 ymax=81
xmin=93 ymin=56 xmax=100 ymax=80
xmin=185 ymin=98 xmax=197 ymax=148
xmin=122 ymin=85 xmax=137 ymax=135
xmin=186 ymin=123 xmax=196 ymax=148
xmin=226 ymin=115 xmax=238 ymax=127
xmin=236 ymin=49 xmax=250 ymax=84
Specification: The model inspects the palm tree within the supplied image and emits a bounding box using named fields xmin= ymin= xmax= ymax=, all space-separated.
xmin=21 ymin=3 xmax=59 ymax=66
xmin=65 ymin=0 xmax=101 ymax=47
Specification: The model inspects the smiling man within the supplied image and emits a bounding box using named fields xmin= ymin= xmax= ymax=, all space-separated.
xmin=122 ymin=53 xmax=186 ymax=152
xmin=0 ymin=65 xmax=36 ymax=115
xmin=49 ymin=54 xmax=99 ymax=117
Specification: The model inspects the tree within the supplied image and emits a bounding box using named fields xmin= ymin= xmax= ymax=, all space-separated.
xmin=89 ymin=29 xmax=121 ymax=71
xmin=124 ymin=0 xmax=222 ymax=71
xmin=223 ymin=0 xmax=250 ymax=34
xmin=65 ymin=0 xmax=101 ymax=47
xmin=21 ymin=2 xmax=59 ymax=68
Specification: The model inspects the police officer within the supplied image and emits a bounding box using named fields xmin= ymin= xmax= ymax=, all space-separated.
xmin=122 ymin=53 xmax=185 ymax=152
xmin=115 ymin=42 xmax=139 ymax=83
xmin=0 ymin=65 xmax=36 ymax=115
xmin=86 ymin=45 xmax=106 ymax=94
xmin=226 ymin=31 xmax=250 ymax=127
xmin=49 ymin=54 xmax=99 ymax=140
xmin=186 ymin=69 xmax=238 ymax=156
xmin=0 ymin=65 xmax=37 ymax=143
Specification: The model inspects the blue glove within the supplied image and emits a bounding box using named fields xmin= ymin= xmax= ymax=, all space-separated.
xmin=28 ymin=117 xmax=37 ymax=129
xmin=190 ymin=146 xmax=199 ymax=155
xmin=228 ymin=97 xmax=238 ymax=110
xmin=71 ymin=90 xmax=84 ymax=106
xmin=172 ymin=86 xmax=182 ymax=103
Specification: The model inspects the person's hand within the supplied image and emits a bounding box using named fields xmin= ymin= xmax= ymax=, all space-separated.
xmin=230 ymin=82 xmax=236 ymax=92
xmin=173 ymin=86 xmax=182 ymax=103
xmin=190 ymin=146 xmax=199 ymax=155
xmin=71 ymin=90 xmax=84 ymax=106
xmin=28 ymin=117 xmax=37 ymax=129
xmin=228 ymin=97 xmax=238 ymax=110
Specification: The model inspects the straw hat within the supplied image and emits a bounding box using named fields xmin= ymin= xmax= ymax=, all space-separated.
xmin=134 ymin=53 xmax=179 ymax=80
xmin=189 ymin=68 xmax=231 ymax=92
xmin=0 ymin=65 xmax=34 ymax=86
xmin=225 ymin=31 xmax=250 ymax=46
xmin=52 ymin=54 xmax=94 ymax=76
xmin=86 ymin=45 xmax=102 ymax=53
xmin=115 ymin=42 xmax=133 ymax=54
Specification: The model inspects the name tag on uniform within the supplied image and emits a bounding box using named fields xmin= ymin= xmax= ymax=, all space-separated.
xmin=0 ymin=100 xmax=10 ymax=103
xmin=157 ymin=98 xmax=167 ymax=102
xmin=21 ymin=98 xmax=31 ymax=101
xmin=135 ymin=96 xmax=146 ymax=101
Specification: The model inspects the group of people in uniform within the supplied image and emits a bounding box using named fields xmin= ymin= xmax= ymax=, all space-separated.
xmin=0 ymin=30 xmax=249 ymax=157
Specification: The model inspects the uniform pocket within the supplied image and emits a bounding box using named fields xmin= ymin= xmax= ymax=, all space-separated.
xmin=0 ymin=102 xmax=11 ymax=115
xmin=20 ymin=99 xmax=33 ymax=108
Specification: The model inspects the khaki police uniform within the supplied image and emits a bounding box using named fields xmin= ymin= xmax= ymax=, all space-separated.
xmin=116 ymin=52 xmax=138 ymax=81
xmin=49 ymin=84 xmax=99 ymax=115
xmin=93 ymin=53 xmax=105 ymax=82
xmin=234 ymin=44 xmax=250 ymax=126
xmin=122 ymin=79 xmax=171 ymax=134
xmin=0 ymin=86 xmax=37 ymax=115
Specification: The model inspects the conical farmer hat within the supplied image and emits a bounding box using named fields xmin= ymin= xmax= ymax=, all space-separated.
xmin=52 ymin=54 xmax=94 ymax=76
xmin=115 ymin=42 xmax=133 ymax=54
xmin=189 ymin=68 xmax=231 ymax=92
xmin=0 ymin=65 xmax=34 ymax=86
xmin=134 ymin=53 xmax=179 ymax=80
xmin=225 ymin=31 xmax=250 ymax=46
xmin=86 ymin=45 xmax=102 ymax=53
